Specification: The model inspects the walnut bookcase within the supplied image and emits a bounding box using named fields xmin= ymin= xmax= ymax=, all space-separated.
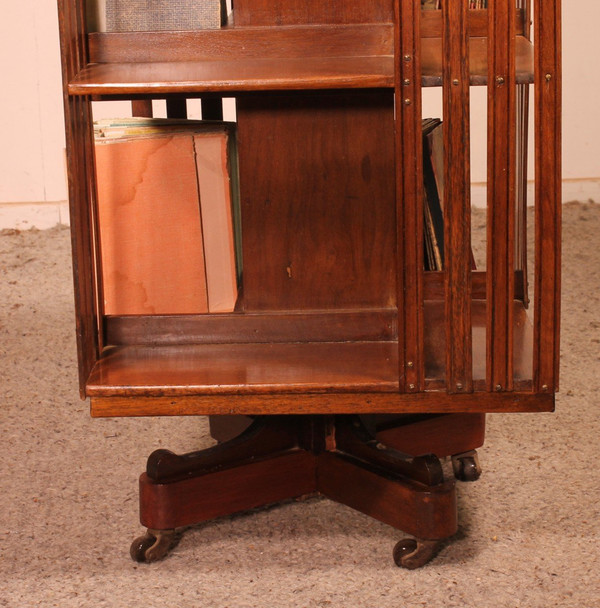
xmin=58 ymin=0 xmax=561 ymax=568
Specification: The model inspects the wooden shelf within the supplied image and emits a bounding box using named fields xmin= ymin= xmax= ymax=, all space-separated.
xmin=67 ymin=25 xmax=533 ymax=96
xmin=69 ymin=56 xmax=394 ymax=95
xmin=86 ymin=300 xmax=533 ymax=403
xmin=86 ymin=341 xmax=400 ymax=396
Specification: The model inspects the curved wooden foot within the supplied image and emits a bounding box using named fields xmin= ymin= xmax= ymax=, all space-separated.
xmin=130 ymin=528 xmax=176 ymax=563
xmin=146 ymin=416 xmax=299 ymax=483
xmin=334 ymin=416 xmax=444 ymax=486
xmin=393 ymin=538 xmax=443 ymax=570
xmin=452 ymin=450 xmax=482 ymax=482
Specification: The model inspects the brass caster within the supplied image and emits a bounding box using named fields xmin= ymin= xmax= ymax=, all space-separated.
xmin=452 ymin=450 xmax=482 ymax=482
xmin=393 ymin=538 xmax=442 ymax=569
xmin=130 ymin=528 xmax=176 ymax=563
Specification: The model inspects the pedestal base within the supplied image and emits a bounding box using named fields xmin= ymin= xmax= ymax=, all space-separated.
xmin=131 ymin=414 xmax=483 ymax=568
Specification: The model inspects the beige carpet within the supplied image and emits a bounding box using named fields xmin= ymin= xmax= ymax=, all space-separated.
xmin=1 ymin=201 xmax=599 ymax=607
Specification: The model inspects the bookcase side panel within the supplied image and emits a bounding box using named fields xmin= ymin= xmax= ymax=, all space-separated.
xmin=236 ymin=92 xmax=397 ymax=312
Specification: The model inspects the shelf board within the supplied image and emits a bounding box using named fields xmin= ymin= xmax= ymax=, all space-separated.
xmin=86 ymin=341 xmax=400 ymax=397
xmin=68 ymin=26 xmax=533 ymax=95
xmin=69 ymin=56 xmax=394 ymax=95
xmin=86 ymin=300 xmax=533 ymax=405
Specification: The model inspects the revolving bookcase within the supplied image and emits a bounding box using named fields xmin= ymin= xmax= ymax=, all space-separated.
xmin=57 ymin=0 xmax=561 ymax=568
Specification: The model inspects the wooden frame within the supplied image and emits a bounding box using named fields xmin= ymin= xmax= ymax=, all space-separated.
xmin=57 ymin=0 xmax=561 ymax=567
xmin=58 ymin=0 xmax=561 ymax=415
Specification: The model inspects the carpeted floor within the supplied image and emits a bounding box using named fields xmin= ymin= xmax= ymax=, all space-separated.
xmin=1 ymin=201 xmax=599 ymax=607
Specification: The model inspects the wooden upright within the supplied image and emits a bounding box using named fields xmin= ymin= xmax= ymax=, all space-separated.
xmin=57 ymin=0 xmax=561 ymax=568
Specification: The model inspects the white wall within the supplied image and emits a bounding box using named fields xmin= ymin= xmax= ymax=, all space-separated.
xmin=0 ymin=0 xmax=68 ymax=228
xmin=0 ymin=1 xmax=597 ymax=228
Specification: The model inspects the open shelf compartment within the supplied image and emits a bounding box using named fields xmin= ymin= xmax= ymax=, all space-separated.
xmin=86 ymin=301 xmax=534 ymax=405
xmin=67 ymin=20 xmax=533 ymax=95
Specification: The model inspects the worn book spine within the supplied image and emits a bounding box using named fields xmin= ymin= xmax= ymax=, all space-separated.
xmin=94 ymin=119 xmax=239 ymax=315
xmin=94 ymin=133 xmax=210 ymax=315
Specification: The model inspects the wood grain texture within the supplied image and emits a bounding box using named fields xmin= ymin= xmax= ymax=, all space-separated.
xmin=86 ymin=342 xmax=401 ymax=397
xmin=58 ymin=0 xmax=101 ymax=396
xmin=209 ymin=413 xmax=486 ymax=458
xmin=533 ymin=0 xmax=562 ymax=393
xmin=236 ymin=92 xmax=396 ymax=311
xmin=318 ymin=452 xmax=457 ymax=539
xmin=486 ymin=0 xmax=517 ymax=392
xmin=394 ymin=0 xmax=424 ymax=393
xmin=139 ymin=451 xmax=317 ymax=529
xmin=88 ymin=25 xmax=394 ymax=63
xmin=85 ymin=301 xmax=535 ymax=407
xmin=136 ymin=412 xmax=461 ymax=544
xmin=91 ymin=390 xmax=553 ymax=417
xmin=72 ymin=28 xmax=534 ymax=95
xmin=233 ymin=0 xmax=393 ymax=26
xmin=376 ymin=414 xmax=486 ymax=459
xmin=105 ymin=310 xmax=397 ymax=346
xmin=420 ymin=8 xmax=526 ymax=38
xmin=442 ymin=0 xmax=473 ymax=394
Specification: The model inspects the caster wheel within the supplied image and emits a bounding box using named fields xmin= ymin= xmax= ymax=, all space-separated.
xmin=130 ymin=529 xmax=175 ymax=563
xmin=393 ymin=538 xmax=441 ymax=569
xmin=452 ymin=450 xmax=482 ymax=482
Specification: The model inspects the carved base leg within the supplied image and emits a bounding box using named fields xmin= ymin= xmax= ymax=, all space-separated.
xmin=319 ymin=416 xmax=457 ymax=567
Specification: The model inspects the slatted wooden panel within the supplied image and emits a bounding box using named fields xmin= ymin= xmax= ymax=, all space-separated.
xmin=394 ymin=0 xmax=424 ymax=393
xmin=58 ymin=0 xmax=101 ymax=397
xmin=486 ymin=0 xmax=517 ymax=392
xmin=533 ymin=0 xmax=562 ymax=393
xmin=442 ymin=0 xmax=473 ymax=394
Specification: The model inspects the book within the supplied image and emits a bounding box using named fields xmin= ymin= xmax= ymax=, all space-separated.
xmin=104 ymin=0 xmax=227 ymax=32
xmin=421 ymin=118 xmax=477 ymax=272
xmin=94 ymin=118 xmax=239 ymax=315
xmin=422 ymin=118 xmax=445 ymax=271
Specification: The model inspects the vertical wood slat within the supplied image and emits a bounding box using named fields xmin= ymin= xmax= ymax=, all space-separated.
xmin=394 ymin=0 xmax=424 ymax=393
xmin=442 ymin=0 xmax=473 ymax=394
xmin=533 ymin=0 xmax=562 ymax=392
xmin=486 ymin=0 xmax=517 ymax=392
xmin=131 ymin=100 xmax=153 ymax=117
xmin=57 ymin=0 xmax=101 ymax=396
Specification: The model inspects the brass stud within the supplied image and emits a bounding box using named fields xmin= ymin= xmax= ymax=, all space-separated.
xmin=404 ymin=98 xmax=412 ymax=106
xmin=545 ymin=73 xmax=552 ymax=82
xmin=456 ymin=383 xmax=463 ymax=390
xmin=496 ymin=76 xmax=505 ymax=85
xmin=404 ymin=54 xmax=412 ymax=62
xmin=452 ymin=79 xmax=459 ymax=86
xmin=409 ymin=383 xmax=416 ymax=390
xmin=407 ymin=361 xmax=414 ymax=368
